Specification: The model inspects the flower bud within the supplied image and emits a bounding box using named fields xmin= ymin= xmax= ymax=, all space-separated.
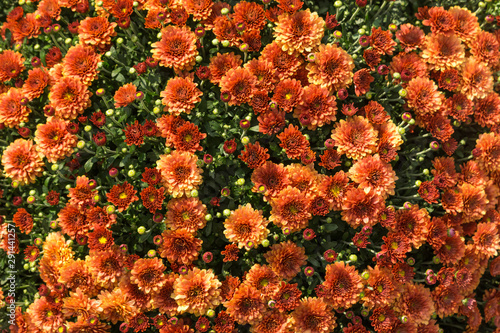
xmin=223 ymin=209 xmax=231 ymax=217
xmin=137 ymin=226 xmax=146 ymax=234
xmin=190 ymin=189 xmax=199 ymax=197
xmin=241 ymin=136 xmax=250 ymax=145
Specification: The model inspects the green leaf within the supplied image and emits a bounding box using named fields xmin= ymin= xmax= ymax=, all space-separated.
xmin=323 ymin=224 xmax=338 ymax=232
xmin=139 ymin=231 xmax=152 ymax=243
xmin=84 ymin=157 xmax=96 ymax=173
xmin=111 ymin=67 xmax=121 ymax=77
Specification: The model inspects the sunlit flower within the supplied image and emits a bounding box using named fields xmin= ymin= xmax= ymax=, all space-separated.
xmin=62 ymin=44 xmax=100 ymax=85
xmin=472 ymin=222 xmax=499 ymax=258
xmin=114 ymin=83 xmax=137 ymax=108
xmin=233 ymin=1 xmax=266 ymax=31
xmin=151 ymin=273 xmax=178 ymax=316
xmin=140 ymin=186 xmax=165 ymax=214
xmin=250 ymin=309 xmax=289 ymax=333
xmin=291 ymin=297 xmax=336 ymax=333
xmin=396 ymin=23 xmax=425 ymax=52
xmin=26 ymin=297 xmax=64 ymax=332
xmin=264 ymin=241 xmax=307 ymax=280
xmin=269 ymin=186 xmax=312 ymax=233
xmin=393 ymin=282 xmax=435 ymax=325
xmin=341 ymin=188 xmax=385 ymax=229
xmin=78 ymin=16 xmax=117 ymax=52
xmin=157 ymin=150 xmax=203 ymax=198
xmin=422 ymin=7 xmax=456 ymax=36
xmin=172 ymin=122 xmax=206 ymax=153
xmin=0 ymin=88 xmax=31 ymax=128
xmin=62 ymin=287 xmax=101 ymax=319
xmin=389 ymin=52 xmax=427 ymax=84
xmin=421 ymin=33 xmax=465 ymax=70
xmin=272 ymin=78 xmax=303 ymax=113
xmin=159 ymin=228 xmax=202 ymax=265
xmin=460 ymin=57 xmax=493 ymax=100
xmin=474 ymin=132 xmax=500 ymax=174
xmin=277 ymin=124 xmax=310 ymax=159
xmin=449 ymin=6 xmax=479 ymax=45
xmin=370 ymin=27 xmax=397 ymax=55
xmin=459 ymin=182 xmax=489 ymax=223
xmin=348 ymin=154 xmax=397 ymax=198
xmin=166 ymin=197 xmax=207 ymax=233
xmin=49 ymin=76 xmax=92 ymax=120
xmin=0 ymin=50 xmax=24 ymax=82
xmin=353 ymin=68 xmax=374 ymax=96
xmin=224 ymin=203 xmax=269 ymax=248
xmin=331 ymin=116 xmax=378 ymax=160
xmin=35 ymin=117 xmax=77 ymax=163
xmin=161 ymin=76 xmax=202 ymax=116
xmin=225 ymin=283 xmax=265 ymax=325
xmin=213 ymin=16 xmax=240 ymax=47
xmin=183 ymin=0 xmax=213 ymax=21
xmin=130 ymin=257 xmax=167 ymax=294
xmin=219 ymin=67 xmax=257 ymax=106
xmin=13 ymin=208 xmax=33 ymax=235
xmin=274 ymin=8 xmax=324 ymax=54
xmin=1 ymin=139 xmax=44 ymax=185
xmin=22 ymin=67 xmax=50 ymax=100
xmin=474 ymin=93 xmax=500 ymax=129
xmin=98 ymin=288 xmax=138 ymax=325
xmin=106 ymin=181 xmax=138 ymax=212
xmin=208 ymin=52 xmax=242 ymax=85
xmin=151 ymin=25 xmax=198 ymax=73
xmin=261 ymin=42 xmax=302 ymax=80
xmin=405 ymin=77 xmax=442 ymax=120
xmin=294 ymin=84 xmax=337 ymax=130
xmin=316 ymin=261 xmax=363 ymax=310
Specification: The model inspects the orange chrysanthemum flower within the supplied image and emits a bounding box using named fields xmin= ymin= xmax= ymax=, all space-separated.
xmin=391 ymin=205 xmax=430 ymax=249
xmin=274 ymin=8 xmax=324 ymax=54
xmin=251 ymin=309 xmax=289 ymax=333
xmin=319 ymin=171 xmax=352 ymax=211
xmin=245 ymin=58 xmax=278 ymax=91
xmin=0 ymin=50 xmax=24 ymax=82
xmin=272 ymin=78 xmax=303 ymax=113
xmin=219 ymin=67 xmax=257 ymax=106
xmin=159 ymin=228 xmax=202 ymax=265
xmin=285 ymin=163 xmax=320 ymax=196
xmin=114 ymin=83 xmax=137 ymax=108
xmin=277 ymin=124 xmax=310 ymax=159
xmin=291 ymin=297 xmax=336 ymax=333
xmin=396 ymin=23 xmax=425 ymax=52
xmin=106 ymin=181 xmax=139 ymax=212
xmin=393 ymin=283 xmax=435 ymax=325
xmin=78 ymin=16 xmax=117 ymax=52
xmin=348 ymin=154 xmax=397 ymax=198
xmin=269 ymin=186 xmax=312 ymax=233
xmin=233 ymin=1 xmax=266 ymax=32
xmin=0 ymin=88 xmax=31 ymax=128
xmin=35 ymin=117 xmax=77 ymax=163
xmin=421 ymin=33 xmax=465 ymax=71
xmin=224 ymin=203 xmax=269 ymax=249
xmin=405 ymin=77 xmax=442 ymax=119
xmin=49 ymin=76 xmax=92 ymax=120
xmin=294 ymin=84 xmax=337 ymax=130
xmin=251 ymin=161 xmax=290 ymax=200
xmin=473 ymin=222 xmax=500 ymax=258
xmin=221 ymin=244 xmax=240 ymax=262
xmin=209 ymin=52 xmax=242 ymax=84
xmin=460 ymin=182 xmax=489 ymax=223
xmin=62 ymin=44 xmax=101 ymax=85
xmin=316 ymin=261 xmax=363 ymax=310
xmin=460 ymin=57 xmax=493 ymax=100
xmin=57 ymin=203 xmax=89 ymax=239
xmin=389 ymin=52 xmax=427 ymax=84
xmin=87 ymin=246 xmax=127 ymax=289
xmin=173 ymin=267 xmax=222 ymax=316
xmin=449 ymin=6 xmax=479 ymax=45
xmin=244 ymin=264 xmax=280 ymax=298
xmin=151 ymin=272 xmax=178 ymax=316
xmin=26 ymin=297 xmax=64 ymax=332
xmin=474 ymin=93 xmax=500 ymax=129
xmin=475 ymin=132 xmax=500 ymax=174
xmin=22 ymin=67 xmax=50 ymax=101
xmin=341 ymin=188 xmax=385 ymax=229
xmin=68 ymin=175 xmax=95 ymax=208
xmin=87 ymin=225 xmax=114 ymax=252
xmin=238 ymin=141 xmax=270 ymax=169
xmin=151 ymin=25 xmax=198 ymax=73
xmin=307 ymin=43 xmax=354 ymax=93
xmin=362 ymin=266 xmax=397 ymax=309
xmin=140 ymin=186 xmax=165 ymax=214
xmin=213 ymin=16 xmax=240 ymax=47
xmin=331 ymin=116 xmax=378 ymax=160
xmin=165 ymin=197 xmax=207 ymax=233
xmin=264 ymin=241 xmax=307 ymax=280
xmin=130 ymin=257 xmax=167 ymax=294
xmin=261 ymin=42 xmax=302 ymax=80
xmin=157 ymin=150 xmax=203 ymax=198
xmin=161 ymin=77 xmax=203 ymax=116
xmin=353 ymin=68 xmax=374 ymax=96
xmin=13 ymin=208 xmax=33 ymax=235
xmin=1 ymin=139 xmax=44 ymax=185
xmin=184 ymin=0 xmax=213 ymax=21
xmin=422 ymin=7 xmax=456 ymax=36
xmin=224 ymin=284 xmax=265 ymax=325
xmin=98 ymin=288 xmax=138 ymax=325
xmin=370 ymin=27 xmax=397 ymax=55
xmin=172 ymin=122 xmax=206 ymax=153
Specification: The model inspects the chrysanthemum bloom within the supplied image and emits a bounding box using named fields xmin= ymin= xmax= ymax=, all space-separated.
xmin=87 ymin=225 xmax=114 ymax=252
xmin=114 ymin=83 xmax=137 ymax=108
xmin=460 ymin=57 xmax=493 ymax=100
xmin=165 ymin=197 xmax=207 ymax=233
xmin=140 ymin=186 xmax=165 ymax=214
xmin=474 ymin=93 xmax=500 ymax=129
xmin=1 ymin=139 xmax=44 ymax=185
xmin=26 ymin=297 xmax=64 ymax=332
xmin=34 ymin=117 xmax=77 ymax=163
xmin=212 ymin=15 xmax=240 ymax=48
xmin=62 ymin=44 xmax=100 ymax=85
xmin=159 ymin=228 xmax=202 ymax=265
xmin=251 ymin=161 xmax=289 ymax=200
xmin=438 ymin=68 xmax=460 ymax=91
xmin=208 ymin=53 xmax=242 ymax=84
xmin=157 ymin=150 xmax=203 ymax=198
xmin=331 ymin=116 xmax=378 ymax=160
xmin=316 ymin=261 xmax=363 ymax=310
xmin=68 ymin=175 xmax=95 ymax=208
xmin=264 ymin=241 xmax=307 ymax=280
xmin=212 ymin=311 xmax=236 ymax=333
xmin=57 ymin=203 xmax=91 ymax=240
xmin=475 ymin=132 xmax=500 ymax=174
xmin=285 ymin=163 xmax=320 ymax=196
xmin=225 ymin=284 xmax=265 ymax=325
xmin=224 ymin=203 xmax=269 ymax=249
xmin=86 ymin=206 xmax=116 ymax=229
xmin=0 ymin=50 xmax=24 ymax=82
xmin=86 ymin=246 xmax=126 ymax=290
xmin=274 ymin=8 xmax=324 ymax=55
xmin=389 ymin=52 xmax=427 ymax=85
xmin=13 ymin=208 xmax=33 ymax=235
xmin=272 ymin=78 xmax=303 ymax=113
xmin=421 ymin=33 xmax=465 ymax=71
xmin=243 ymin=265 xmax=279 ymax=299
xmin=392 ymin=282 xmax=435 ymax=325
xmin=418 ymin=181 xmax=440 ymax=204
xmin=152 ymin=25 xmax=198 ymax=73
xmin=396 ymin=23 xmax=425 ymax=52
xmin=449 ymin=6 xmax=479 ymax=45
xmin=172 ymin=122 xmax=206 ymax=153
xmin=98 ymin=288 xmax=138 ymax=325
xmin=474 ymin=36 xmax=500 ymax=72
xmin=245 ymin=59 xmax=278 ymax=91
xmin=293 ymin=84 xmax=336 ymax=130
xmin=363 ymin=49 xmax=381 ymax=71
xmin=391 ymin=205 xmax=430 ymax=249
xmin=319 ymin=149 xmax=341 ymax=171
xmin=432 ymin=285 xmax=462 ymax=319
xmin=130 ymin=257 xmax=167 ymax=294
xmin=78 ymin=16 xmax=117 ymax=52
xmin=49 ymin=76 xmax=91 ymax=120
xmin=261 ymin=42 xmax=303 ymax=80
xmin=307 ymin=43 xmax=354 ymax=93
xmin=459 ymin=182 xmax=489 ymax=223
xmin=341 ymin=188 xmax=385 ymax=229
xmin=160 ymin=77 xmax=202 ymax=116
xmin=219 ymin=67 xmax=257 ymax=106
xmin=0 ymin=88 xmax=31 ymax=128
xmin=183 ymin=0 xmax=213 ymax=21
xmin=44 ymin=46 xmax=62 ymax=68
xmin=62 ymin=287 xmax=101 ymax=319
xmin=370 ymin=27 xmax=397 ymax=55
xmin=251 ymin=90 xmax=271 ymax=115
xmin=142 ymin=167 xmax=162 ymax=186
xmin=319 ymin=171 xmax=352 ymax=211
xmin=270 ymin=282 xmax=301 ymax=312
xmin=238 ymin=141 xmax=270 ymax=169
xmin=250 ymin=309 xmax=289 ymax=333
xmin=472 ymin=223 xmax=499 ymax=258
xmin=433 ymin=234 xmax=466 ymax=266
xmin=375 ymin=121 xmax=402 ymax=156
xmin=380 ymin=232 xmax=412 ymax=264
xmin=353 ymin=68 xmax=374 ymax=97
xmin=150 ymin=273 xmax=178 ymax=317
xmin=431 ymin=156 xmax=458 ymax=189
xmin=233 ymin=1 xmax=266 ymax=32
xmin=22 ymin=67 xmax=50 ymax=101
xmin=422 ymin=7 xmax=456 ymax=36
xmin=405 ymin=77 xmax=442 ymax=119
xmin=172 ymin=267 xmax=222 ymax=316
xmin=106 ymin=182 xmax=138 ymax=212
xmin=362 ymin=266 xmax=397 ymax=309
xmin=348 ymin=154 xmax=397 ymax=198
xmin=277 ymin=124 xmax=310 ymax=159
xmin=269 ymin=186 xmax=312 ymax=233
xmin=291 ymin=297 xmax=336 ymax=333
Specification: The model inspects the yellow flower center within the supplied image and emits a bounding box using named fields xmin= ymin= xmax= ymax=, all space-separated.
xmin=99 ymin=236 xmax=107 ymax=244
xmin=119 ymin=192 xmax=127 ymax=199
xmin=391 ymin=242 xmax=398 ymax=250
xmin=285 ymin=93 xmax=292 ymax=100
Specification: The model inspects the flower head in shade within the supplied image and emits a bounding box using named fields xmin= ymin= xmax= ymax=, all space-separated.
xmin=331 ymin=116 xmax=378 ymax=160
xmin=78 ymin=16 xmax=117 ymax=52
xmin=421 ymin=33 xmax=465 ymax=71
xmin=370 ymin=27 xmax=397 ymax=55
xmin=274 ymin=8 xmax=324 ymax=54
xmin=224 ymin=204 xmax=269 ymax=249
xmin=159 ymin=228 xmax=202 ymax=265
xmin=0 ymin=88 xmax=31 ymax=128
xmin=44 ymin=46 xmax=63 ymax=68
xmin=22 ymin=67 xmax=50 ymax=100
xmin=438 ymin=68 xmax=460 ymax=91
xmin=316 ymin=261 xmax=363 ymax=310
xmin=474 ymin=132 xmax=500 ymax=174
xmin=348 ymin=154 xmax=397 ymax=198
xmin=13 ymin=208 xmax=33 ymax=235
xmin=0 ymin=50 xmax=24 ymax=82
xmin=238 ymin=141 xmax=270 ymax=169
xmin=459 ymin=182 xmax=489 ymax=223
xmin=460 ymin=57 xmax=493 ymax=100
xmin=245 ymin=59 xmax=278 ymax=92
xmin=166 ymin=197 xmax=207 ymax=233
xmin=98 ymin=288 xmax=138 ymax=325
xmin=49 ymin=76 xmax=91 ymax=120
xmin=250 ymin=309 xmax=289 ymax=333
xmin=68 ymin=175 xmax=96 ymax=208
xmin=87 ymin=225 xmax=114 ymax=252
xmin=251 ymin=161 xmax=289 ymax=200
xmin=362 ymin=266 xmax=397 ymax=309
xmin=472 ymin=223 xmax=500 ymax=258
xmin=140 ymin=186 xmax=165 ymax=214
xmin=208 ymin=52 xmax=242 ymax=84
xmin=244 ymin=264 xmax=280 ymax=298
xmin=307 ymin=43 xmax=354 ymax=93
xmin=294 ymin=84 xmax=337 ymax=130
xmin=183 ymin=0 xmax=213 ymax=21
xmin=292 ymin=297 xmax=336 ymax=333
xmin=1 ymin=139 xmax=44 ymax=185
xmin=114 ymin=83 xmax=137 ymax=108
xmin=319 ymin=149 xmax=341 ymax=171
xmin=106 ymin=182 xmax=138 ymax=212
xmin=86 ymin=246 xmax=126 ymax=289
xmin=396 ymin=24 xmax=425 ymax=52
xmin=219 ymin=275 xmax=241 ymax=302
xmin=449 ymin=6 xmax=479 ymax=45
xmin=161 ymin=77 xmax=202 ymax=116
xmin=157 ymin=150 xmax=203 ymax=198
xmin=390 ymin=52 xmax=427 ymax=84
xmin=219 ymin=67 xmax=257 ymax=106
xmin=405 ymin=77 xmax=442 ymax=120
xmin=353 ymin=68 xmax=374 ymax=96
xmin=258 ymin=109 xmax=286 ymax=136
xmin=35 ymin=117 xmax=77 ymax=163
xmin=62 ymin=44 xmax=100 ymax=85
xmin=172 ymin=122 xmax=206 ymax=153
xmin=474 ymin=93 xmax=500 ymax=129
xmin=272 ymin=78 xmax=303 ymax=113
xmin=130 ymin=257 xmax=167 ymax=294
xmin=57 ymin=203 xmax=89 ymax=240
xmin=225 ymin=283 xmax=265 ymax=325
xmin=264 ymin=241 xmax=307 ymax=280
xmin=261 ymin=42 xmax=302 ymax=80
xmin=277 ymin=124 xmax=310 ymax=159
xmin=380 ymin=232 xmax=411 ymax=264
xmin=26 ymin=297 xmax=64 ymax=332
xmin=269 ymin=186 xmax=312 ymax=233
xmin=151 ymin=25 xmax=198 ymax=73
xmin=221 ymin=243 xmax=239 ymax=263
xmin=233 ymin=1 xmax=266 ymax=31
xmin=341 ymin=188 xmax=385 ymax=229
xmin=422 ymin=7 xmax=456 ymax=36
xmin=172 ymin=267 xmax=222 ymax=316
xmin=151 ymin=273 xmax=178 ymax=317
xmin=213 ymin=16 xmax=240 ymax=47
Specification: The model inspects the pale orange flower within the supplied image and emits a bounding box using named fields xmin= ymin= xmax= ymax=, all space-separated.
xmin=98 ymin=288 xmax=138 ymax=325
xmin=224 ymin=203 xmax=269 ymax=248
xmin=35 ymin=117 xmax=78 ymax=163
xmin=183 ymin=0 xmax=213 ymax=21
xmin=224 ymin=283 xmax=265 ymax=325
xmin=260 ymin=42 xmax=303 ymax=80
xmin=165 ymin=197 xmax=207 ymax=233
xmin=470 ymin=31 xmax=500 ymax=69
xmin=114 ymin=83 xmax=137 ymax=108
xmin=78 ymin=16 xmax=117 ymax=52
xmin=22 ymin=67 xmax=51 ymax=101
xmin=449 ymin=6 xmax=479 ymax=45
xmin=263 ymin=241 xmax=307 ymax=280
xmin=62 ymin=44 xmax=101 ymax=85
xmin=269 ymin=186 xmax=312 ymax=233
xmin=331 ymin=116 xmax=378 ymax=160
xmin=291 ymin=297 xmax=336 ymax=333
xmin=0 ymin=88 xmax=31 ymax=128
xmin=131 ymin=258 xmax=167 ymax=293
xmin=161 ymin=76 xmax=202 ymax=115
xmin=1 ymin=139 xmax=44 ymax=185
xmin=209 ymin=52 xmax=242 ymax=85
xmin=49 ymin=76 xmax=92 ymax=120
xmin=460 ymin=57 xmax=493 ymax=100
xmin=421 ymin=33 xmax=465 ymax=70
xmin=157 ymin=150 xmax=203 ymax=198
xmin=159 ymin=228 xmax=202 ymax=265
xmin=348 ymin=154 xmax=398 ymax=198
xmin=0 ymin=50 xmax=24 ymax=82
xmin=219 ymin=67 xmax=257 ymax=106
xmin=151 ymin=25 xmax=198 ymax=73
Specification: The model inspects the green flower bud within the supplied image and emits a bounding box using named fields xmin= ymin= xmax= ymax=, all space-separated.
xmin=137 ymin=226 xmax=146 ymax=234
